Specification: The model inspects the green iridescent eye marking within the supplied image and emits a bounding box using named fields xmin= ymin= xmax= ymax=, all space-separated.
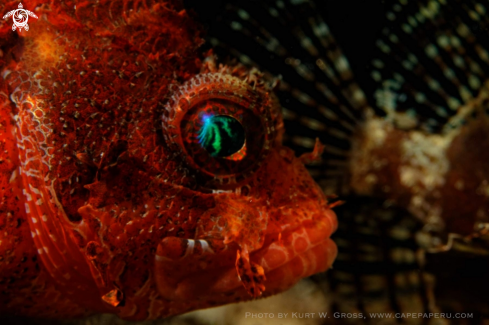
xmin=198 ymin=115 xmax=245 ymax=158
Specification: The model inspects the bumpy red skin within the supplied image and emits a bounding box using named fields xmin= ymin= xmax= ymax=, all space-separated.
xmin=0 ymin=0 xmax=338 ymax=320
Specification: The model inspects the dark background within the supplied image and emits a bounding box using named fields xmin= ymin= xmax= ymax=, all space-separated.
xmin=183 ymin=0 xmax=385 ymax=103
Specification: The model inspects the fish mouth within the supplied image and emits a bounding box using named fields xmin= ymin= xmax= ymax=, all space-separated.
xmin=154 ymin=210 xmax=337 ymax=303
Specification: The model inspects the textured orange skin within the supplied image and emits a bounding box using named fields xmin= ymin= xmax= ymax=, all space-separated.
xmin=0 ymin=0 xmax=338 ymax=320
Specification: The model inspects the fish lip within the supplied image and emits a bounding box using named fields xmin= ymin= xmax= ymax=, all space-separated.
xmin=171 ymin=236 xmax=337 ymax=302
xmin=253 ymin=236 xmax=337 ymax=293
xmin=163 ymin=215 xmax=338 ymax=301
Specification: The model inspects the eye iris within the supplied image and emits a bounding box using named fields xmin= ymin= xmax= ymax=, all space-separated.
xmin=198 ymin=115 xmax=245 ymax=158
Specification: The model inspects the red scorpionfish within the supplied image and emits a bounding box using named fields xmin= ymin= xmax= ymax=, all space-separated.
xmin=0 ymin=0 xmax=338 ymax=320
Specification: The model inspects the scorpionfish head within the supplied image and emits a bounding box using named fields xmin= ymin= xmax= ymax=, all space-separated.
xmin=3 ymin=0 xmax=337 ymax=319
xmin=157 ymin=70 xmax=338 ymax=306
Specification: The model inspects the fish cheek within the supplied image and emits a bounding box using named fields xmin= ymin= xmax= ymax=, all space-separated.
xmin=255 ymin=146 xmax=324 ymax=207
xmin=55 ymin=161 xmax=97 ymax=222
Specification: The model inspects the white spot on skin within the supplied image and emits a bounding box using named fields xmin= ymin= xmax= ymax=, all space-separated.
xmin=29 ymin=184 xmax=41 ymax=195
xmin=24 ymin=191 xmax=32 ymax=201
xmin=38 ymin=248 xmax=43 ymax=254
xmin=185 ymin=240 xmax=195 ymax=256
xmin=9 ymin=168 xmax=18 ymax=183
xmin=199 ymin=240 xmax=215 ymax=254
xmin=155 ymin=254 xmax=167 ymax=262
xmin=212 ymin=189 xmax=233 ymax=194
xmin=42 ymin=215 xmax=48 ymax=222
xmin=31 ymin=217 xmax=38 ymax=224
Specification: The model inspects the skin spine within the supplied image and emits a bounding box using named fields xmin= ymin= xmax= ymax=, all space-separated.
xmin=0 ymin=0 xmax=338 ymax=320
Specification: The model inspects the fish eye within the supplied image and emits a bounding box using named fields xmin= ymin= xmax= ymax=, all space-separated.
xmin=162 ymin=73 xmax=280 ymax=189
xmin=197 ymin=114 xmax=246 ymax=159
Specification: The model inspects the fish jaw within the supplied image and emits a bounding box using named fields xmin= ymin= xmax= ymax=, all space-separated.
xmin=154 ymin=217 xmax=337 ymax=303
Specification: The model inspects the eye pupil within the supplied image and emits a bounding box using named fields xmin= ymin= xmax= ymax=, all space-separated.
xmin=198 ymin=115 xmax=245 ymax=158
